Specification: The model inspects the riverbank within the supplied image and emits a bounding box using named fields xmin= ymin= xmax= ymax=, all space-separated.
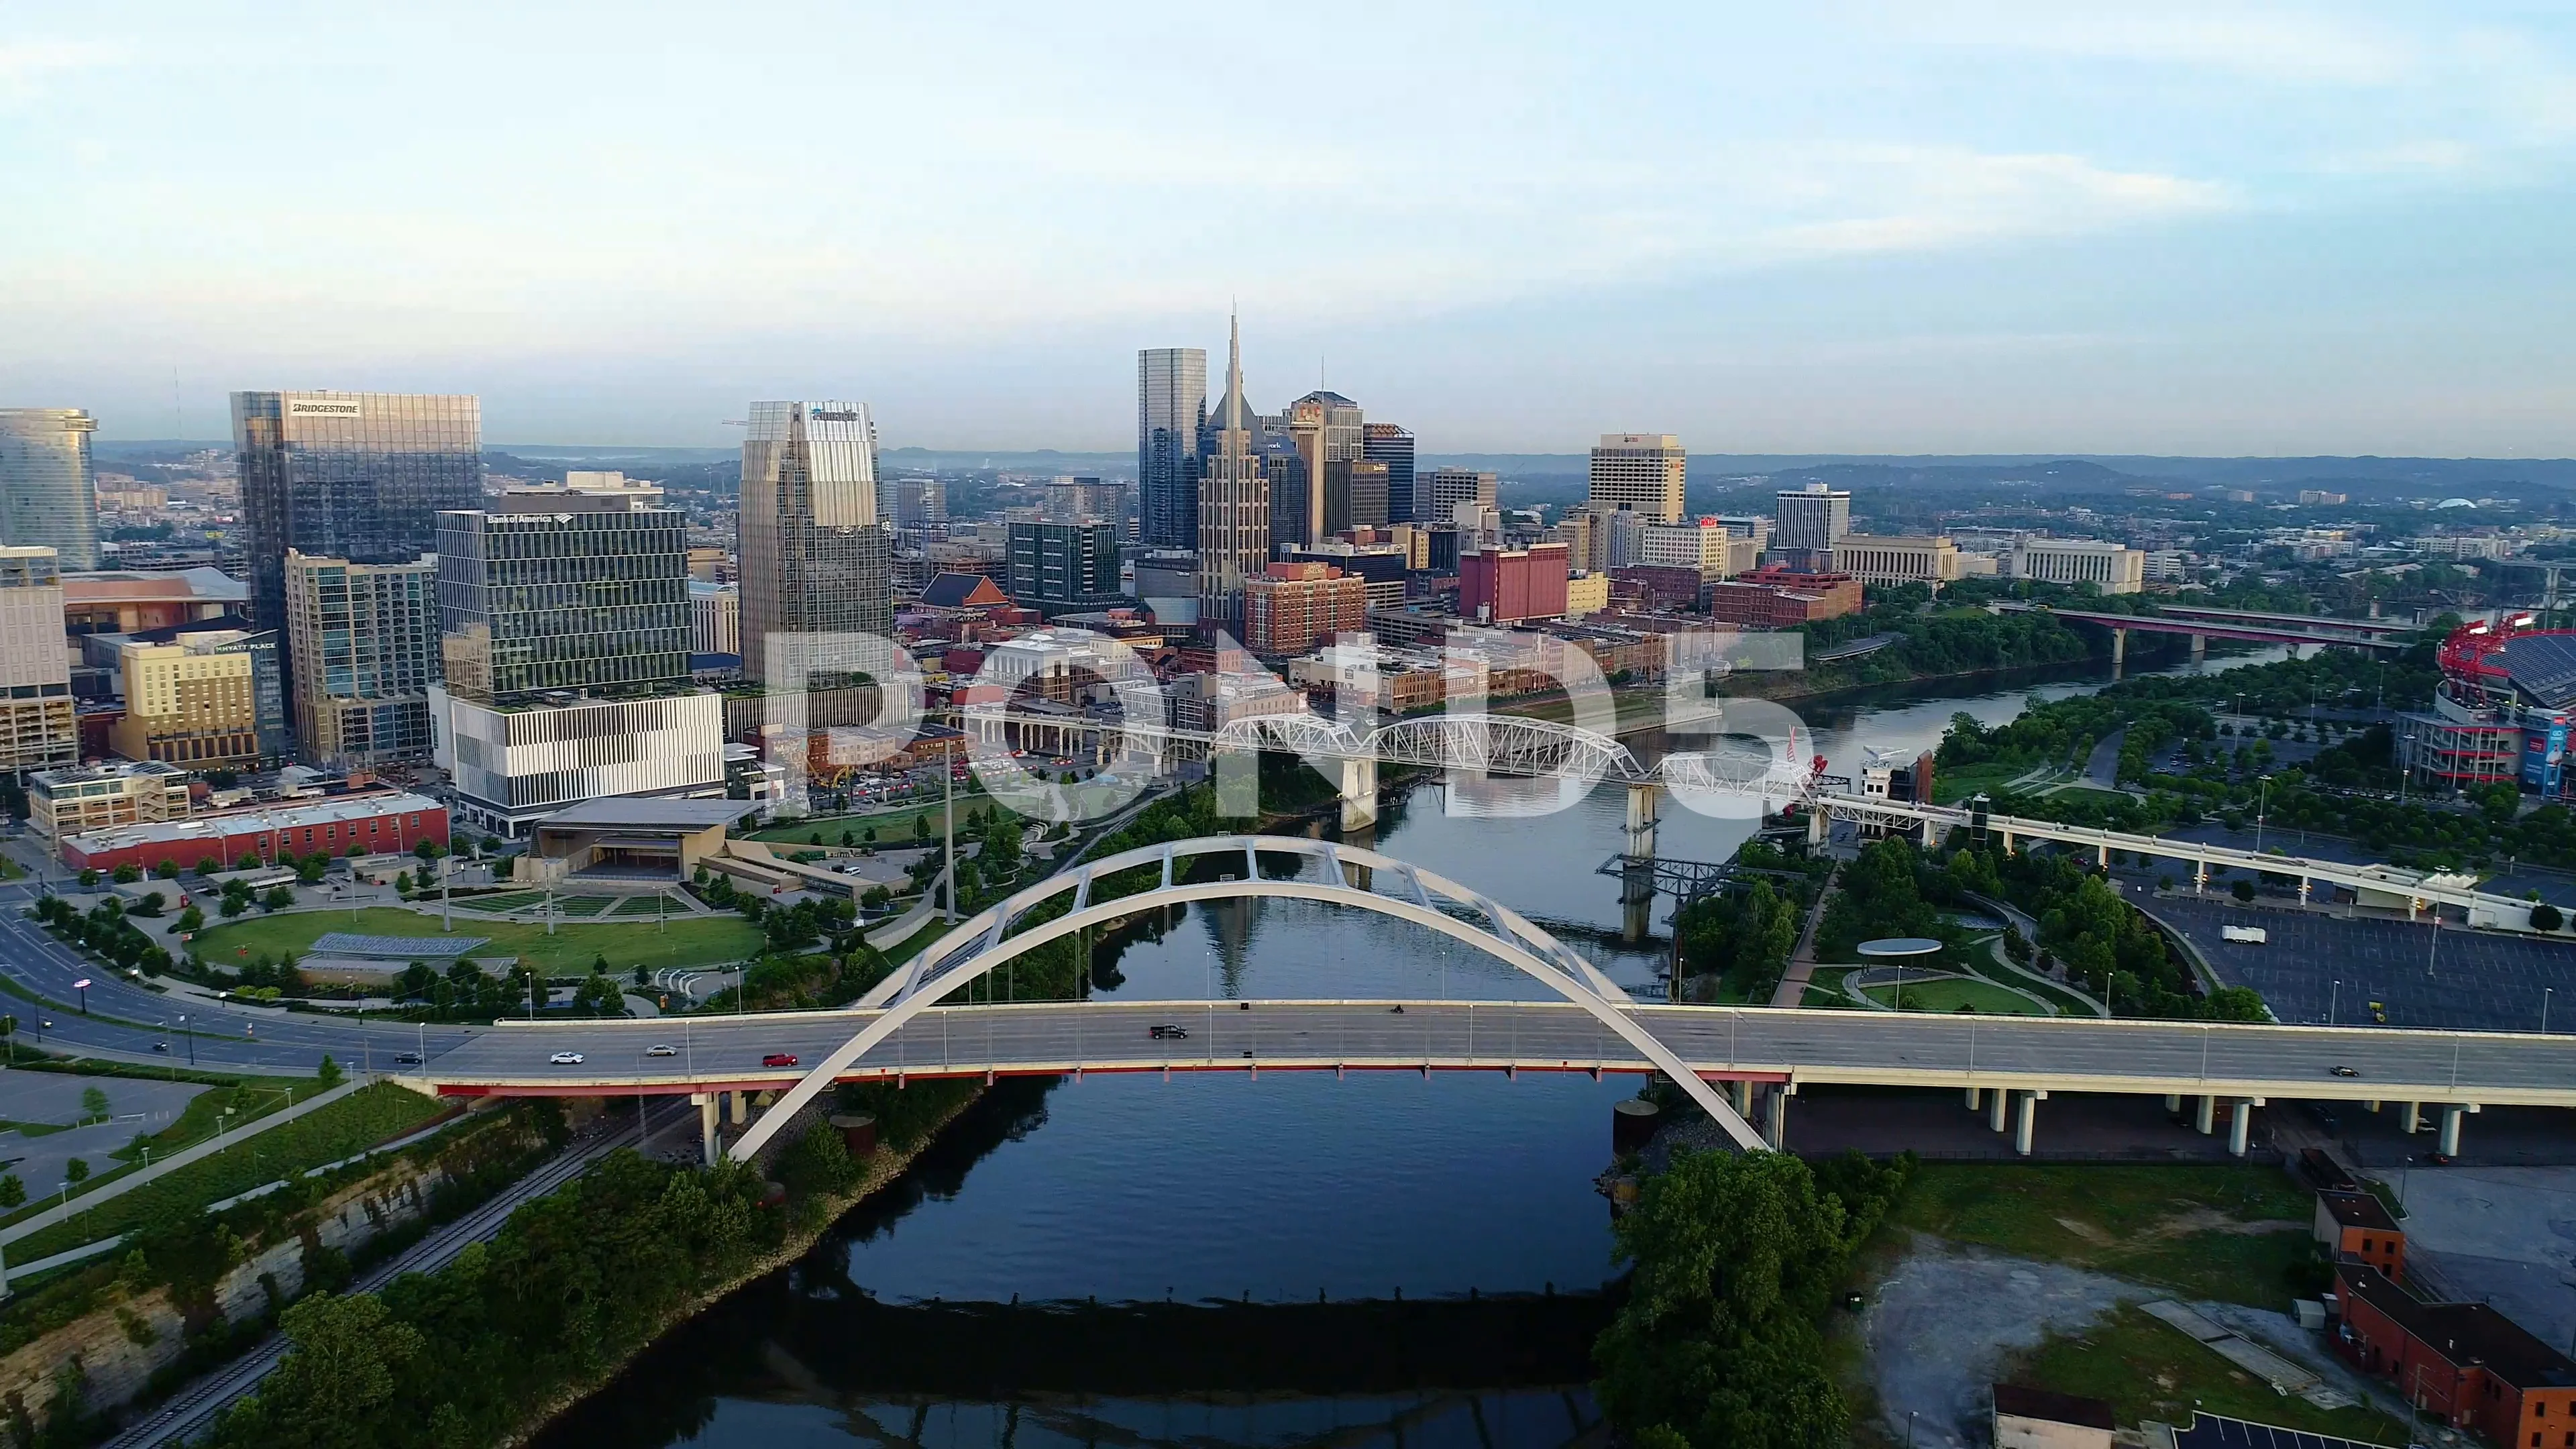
xmin=492 ymin=1085 xmax=988 ymax=1447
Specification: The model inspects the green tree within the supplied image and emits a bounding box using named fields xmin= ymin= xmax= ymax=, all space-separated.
xmin=80 ymin=1085 xmax=109 ymax=1121
xmin=64 ymin=1157 xmax=89 ymax=1185
xmin=112 ymin=862 xmax=143 ymax=884
xmin=1595 ymin=1150 xmax=1906 ymax=1449
xmin=153 ymin=859 xmax=181 ymax=879
xmin=2231 ymin=878 xmax=2255 ymax=902
xmin=2200 ymin=985 xmax=2269 ymax=1022
xmin=317 ymin=1055 xmax=343 ymax=1086
xmin=0 ymin=1174 xmax=21 ymax=1209
xmin=262 ymin=885 xmax=294 ymax=911
xmin=78 ymin=868 xmax=99 ymax=888
xmin=2532 ymin=902 xmax=2563 ymax=932
xmin=256 ymin=1291 xmax=426 ymax=1448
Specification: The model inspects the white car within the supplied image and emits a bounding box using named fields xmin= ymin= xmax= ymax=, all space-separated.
xmin=644 ymin=1043 xmax=678 ymax=1058
xmin=549 ymin=1051 xmax=585 ymax=1065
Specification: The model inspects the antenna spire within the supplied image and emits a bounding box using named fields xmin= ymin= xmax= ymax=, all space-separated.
xmin=1226 ymin=308 xmax=1245 ymax=434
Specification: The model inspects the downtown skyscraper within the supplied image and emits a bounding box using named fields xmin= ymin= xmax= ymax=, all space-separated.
xmin=1196 ymin=317 xmax=1269 ymax=629
xmin=0 ymin=410 xmax=102 ymax=572
xmin=738 ymin=400 xmax=892 ymax=684
xmin=231 ymin=391 xmax=483 ymax=640
xmin=1137 ymin=348 xmax=1206 ymax=549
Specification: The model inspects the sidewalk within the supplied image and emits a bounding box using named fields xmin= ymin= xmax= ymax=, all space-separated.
xmin=0 ymin=1077 xmax=366 ymax=1250
xmin=1768 ymin=866 xmax=1840 ymax=1007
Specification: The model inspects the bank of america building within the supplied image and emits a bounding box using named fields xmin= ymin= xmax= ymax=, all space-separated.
xmin=427 ymin=486 xmax=724 ymax=837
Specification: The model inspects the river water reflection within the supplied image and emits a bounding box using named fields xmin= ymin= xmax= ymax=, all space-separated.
xmin=544 ymin=649 xmax=2284 ymax=1448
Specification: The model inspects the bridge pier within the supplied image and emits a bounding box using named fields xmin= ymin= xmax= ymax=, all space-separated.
xmin=1807 ymin=809 xmax=1828 ymax=847
xmin=2014 ymin=1090 xmax=2041 ymax=1156
xmin=1999 ymin=827 xmax=2015 ymax=855
xmin=1623 ymin=782 xmax=1658 ymax=861
xmin=2229 ymin=1098 xmax=2258 ymax=1157
xmin=2194 ymin=1094 xmax=2215 ymax=1134
xmin=2299 ymin=877 xmax=2312 ymax=904
xmin=2194 ymin=862 xmax=2208 ymax=894
xmin=728 ymin=1090 xmax=747 ymax=1126
xmin=2438 ymin=1103 xmax=2477 ymax=1157
xmin=1965 ymin=1085 xmax=1983 ymax=1112
xmin=694 ymin=1093 xmax=720 ymax=1166
xmin=1339 ymin=755 xmax=1379 ymax=833
xmin=1988 ymin=1089 xmax=2008 ymax=1133
xmin=2188 ymin=634 xmax=2206 ymax=663
xmin=1731 ymin=1079 xmax=1755 ymax=1118
xmin=2163 ymin=1093 xmax=2181 ymax=1112
xmin=2110 ymin=627 xmax=2128 ymax=674
xmin=2401 ymin=1101 xmax=2422 ymax=1134
xmin=1764 ymin=1084 xmax=1791 ymax=1150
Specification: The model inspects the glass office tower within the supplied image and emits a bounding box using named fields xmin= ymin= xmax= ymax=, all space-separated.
xmin=1138 ymin=348 xmax=1207 ymax=550
xmin=1363 ymin=422 xmax=1415 ymax=525
xmin=435 ymin=499 xmax=690 ymax=702
xmin=737 ymin=400 xmax=892 ymax=684
xmin=230 ymin=391 xmax=482 ymax=639
xmin=0 ymin=409 xmax=102 ymax=571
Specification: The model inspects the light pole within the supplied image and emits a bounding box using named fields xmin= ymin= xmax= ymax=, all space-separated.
xmin=2546 ymin=987 xmax=2555 ymax=1035
xmin=177 ymin=1012 xmax=192 ymax=1066
xmin=2255 ymin=775 xmax=2271 ymax=853
xmin=2328 ymin=979 xmax=2339 ymax=1026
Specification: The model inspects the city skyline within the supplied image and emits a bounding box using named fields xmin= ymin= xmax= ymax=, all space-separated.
xmin=6 ymin=4 xmax=2575 ymax=455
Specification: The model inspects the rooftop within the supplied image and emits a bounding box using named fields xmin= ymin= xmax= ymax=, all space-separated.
xmin=63 ymin=792 xmax=442 ymax=851
xmin=1991 ymin=1383 xmax=2114 ymax=1430
xmin=2339 ymin=1264 xmax=2576 ymax=1389
xmin=2318 ymin=1189 xmax=2400 ymax=1232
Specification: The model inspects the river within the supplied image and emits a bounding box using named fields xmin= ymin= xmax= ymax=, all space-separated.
xmin=534 ymin=644 xmax=2286 ymax=1449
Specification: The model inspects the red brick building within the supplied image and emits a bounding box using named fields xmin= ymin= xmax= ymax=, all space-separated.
xmin=60 ymin=791 xmax=449 ymax=873
xmin=1459 ymin=543 xmax=1570 ymax=623
xmin=2333 ymin=1265 xmax=2576 ymax=1443
xmin=1703 ymin=567 xmax=1865 ymax=627
xmin=1609 ymin=565 xmax=1705 ymax=612
xmin=2316 ymin=1190 xmax=2406 ymax=1279
xmin=1241 ymin=563 xmax=1368 ymax=657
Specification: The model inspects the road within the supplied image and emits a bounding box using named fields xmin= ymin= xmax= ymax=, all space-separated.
xmin=0 ymin=883 xmax=482 ymax=1072
xmin=411 ymin=998 xmax=2576 ymax=1110
xmin=101 ymin=1098 xmax=688 ymax=1449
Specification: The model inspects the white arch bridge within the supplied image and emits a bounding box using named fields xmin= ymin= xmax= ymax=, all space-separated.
xmin=409 ymin=835 xmax=2576 ymax=1167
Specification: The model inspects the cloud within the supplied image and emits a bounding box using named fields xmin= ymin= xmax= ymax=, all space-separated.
xmin=0 ymin=40 xmax=123 ymax=96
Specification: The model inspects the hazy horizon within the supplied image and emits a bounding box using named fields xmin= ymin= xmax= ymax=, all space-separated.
xmin=11 ymin=3 xmax=2575 ymax=455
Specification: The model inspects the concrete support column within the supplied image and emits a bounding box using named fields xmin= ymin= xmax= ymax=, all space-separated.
xmin=1731 ymin=1079 xmax=1755 ymax=1118
xmin=2097 ymin=843 xmax=2110 ymax=869
xmin=1966 ymin=1086 xmax=1984 ymax=1112
xmin=2194 ymin=1094 xmax=2216 ymax=1134
xmin=2000 ymin=828 xmax=2015 ymax=855
xmin=728 ymin=1090 xmax=747 ymax=1126
xmin=2402 ymin=1102 xmax=2422 ymax=1134
xmin=2163 ymin=1093 xmax=2182 ymax=1112
xmin=1807 ymin=809 xmax=1829 ymax=847
xmin=1764 ymin=1086 xmax=1789 ymax=1151
xmin=2194 ymin=862 xmax=2208 ymax=894
xmin=2438 ymin=1104 xmax=2469 ymax=1157
xmin=2110 ymin=627 xmax=2128 ymax=667
xmin=1922 ymin=817 xmax=1939 ymax=849
xmin=2014 ymin=1091 xmax=2039 ymax=1157
xmin=695 ymin=1093 xmax=720 ymax=1167
xmin=1338 ymin=756 xmax=1379 ymax=833
xmin=2189 ymin=634 xmax=2207 ymax=662
xmin=1988 ymin=1090 xmax=2009 ymax=1132
xmin=1623 ymin=782 xmax=1658 ymax=862
xmin=2299 ymin=877 xmax=2312 ymax=904
xmin=2229 ymin=1099 xmax=2254 ymax=1157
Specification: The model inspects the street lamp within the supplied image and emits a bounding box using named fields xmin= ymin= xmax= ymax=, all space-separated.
xmin=2546 ymin=987 xmax=2555 ymax=1035
xmin=2255 ymin=775 xmax=2271 ymax=854
xmin=176 ymin=1012 xmax=192 ymax=1066
xmin=2329 ymin=979 xmax=2340 ymax=1026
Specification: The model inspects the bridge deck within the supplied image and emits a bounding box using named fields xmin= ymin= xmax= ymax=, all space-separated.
xmin=414 ymin=999 xmax=2576 ymax=1110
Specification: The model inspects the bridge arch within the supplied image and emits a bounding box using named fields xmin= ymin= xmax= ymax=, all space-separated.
xmin=729 ymin=835 xmax=1764 ymax=1161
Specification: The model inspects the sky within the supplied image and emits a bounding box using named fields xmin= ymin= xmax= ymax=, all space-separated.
xmin=4 ymin=2 xmax=2574 ymax=455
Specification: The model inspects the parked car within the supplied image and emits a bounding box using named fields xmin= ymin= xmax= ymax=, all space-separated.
xmin=761 ymin=1053 xmax=799 ymax=1067
xmin=549 ymin=1051 xmax=585 ymax=1065
xmin=645 ymin=1043 xmax=678 ymax=1058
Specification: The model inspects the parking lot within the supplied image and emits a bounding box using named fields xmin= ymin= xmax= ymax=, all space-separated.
xmin=2135 ymin=891 xmax=2576 ymax=1033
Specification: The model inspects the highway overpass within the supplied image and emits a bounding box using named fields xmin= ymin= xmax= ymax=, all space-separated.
xmin=406 ymin=997 xmax=2575 ymax=1164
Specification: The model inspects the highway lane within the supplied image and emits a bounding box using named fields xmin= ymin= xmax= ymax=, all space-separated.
xmin=0 ymin=885 xmax=483 ymax=1072
xmin=413 ymin=999 xmax=2576 ymax=1108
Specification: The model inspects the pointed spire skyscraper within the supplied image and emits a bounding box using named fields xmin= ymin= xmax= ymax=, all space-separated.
xmin=1195 ymin=311 xmax=1270 ymax=629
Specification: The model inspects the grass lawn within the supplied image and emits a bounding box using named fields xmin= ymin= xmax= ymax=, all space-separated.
xmin=4 ymin=1082 xmax=445 ymax=1260
xmin=2007 ymin=1305 xmax=2410 ymax=1444
xmin=876 ymin=917 xmax=955 ymax=965
xmin=1891 ymin=1164 xmax=2320 ymax=1308
xmin=190 ymin=906 xmax=764 ymax=975
xmin=749 ymin=789 xmax=994 ymax=847
xmin=1861 ymin=975 xmax=2049 ymax=1015
xmin=1801 ymin=967 xmax=1861 ymax=1008
xmin=1933 ymin=761 xmax=2044 ymax=805
xmin=2045 ymin=784 xmax=2136 ymax=808
xmin=1986 ymin=955 xmax=2106 ymax=1017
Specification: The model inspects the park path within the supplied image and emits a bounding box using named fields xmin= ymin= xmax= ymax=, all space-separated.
xmin=0 ymin=1076 xmax=366 ymax=1253
xmin=1768 ymin=866 xmax=1840 ymax=1007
